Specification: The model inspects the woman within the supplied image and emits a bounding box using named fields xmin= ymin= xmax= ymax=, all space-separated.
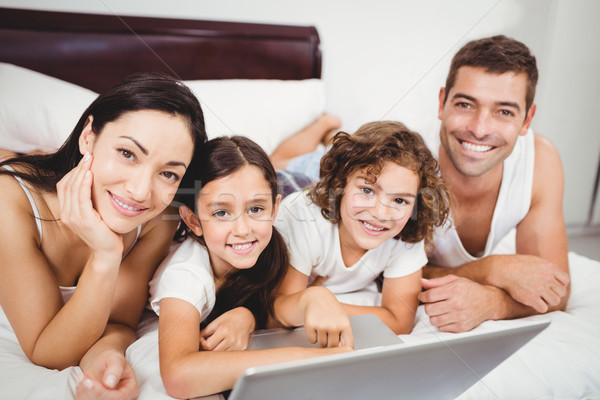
xmin=0 ymin=73 xmax=206 ymax=399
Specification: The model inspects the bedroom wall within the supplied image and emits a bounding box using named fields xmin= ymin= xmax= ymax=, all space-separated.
xmin=1 ymin=0 xmax=599 ymax=229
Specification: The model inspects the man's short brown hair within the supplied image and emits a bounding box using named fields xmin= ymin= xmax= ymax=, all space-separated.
xmin=444 ymin=35 xmax=538 ymax=113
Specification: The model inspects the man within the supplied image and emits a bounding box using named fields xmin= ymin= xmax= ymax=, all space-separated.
xmin=418 ymin=35 xmax=570 ymax=332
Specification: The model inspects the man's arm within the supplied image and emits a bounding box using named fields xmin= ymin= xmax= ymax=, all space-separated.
xmin=504 ymin=133 xmax=570 ymax=311
xmin=422 ymin=134 xmax=570 ymax=321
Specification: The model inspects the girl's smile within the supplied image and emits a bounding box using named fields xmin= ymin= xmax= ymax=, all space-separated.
xmin=227 ymin=240 xmax=258 ymax=255
xmin=194 ymin=165 xmax=280 ymax=278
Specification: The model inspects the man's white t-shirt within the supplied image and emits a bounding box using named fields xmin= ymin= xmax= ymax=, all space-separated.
xmin=148 ymin=238 xmax=216 ymax=321
xmin=275 ymin=191 xmax=426 ymax=295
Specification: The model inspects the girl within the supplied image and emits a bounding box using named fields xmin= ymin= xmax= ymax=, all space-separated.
xmin=145 ymin=136 xmax=349 ymax=399
xmin=274 ymin=121 xmax=449 ymax=347
xmin=0 ymin=73 xmax=206 ymax=399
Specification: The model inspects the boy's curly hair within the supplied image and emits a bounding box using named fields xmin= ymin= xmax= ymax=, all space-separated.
xmin=309 ymin=121 xmax=449 ymax=244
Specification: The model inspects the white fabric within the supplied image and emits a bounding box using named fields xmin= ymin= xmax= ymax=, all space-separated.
xmin=274 ymin=191 xmax=427 ymax=295
xmin=0 ymin=62 xmax=98 ymax=153
xmin=401 ymin=251 xmax=600 ymax=399
xmin=0 ymin=286 xmax=80 ymax=399
xmin=0 ymin=63 xmax=326 ymax=156
xmin=185 ymin=79 xmax=325 ymax=154
xmin=426 ymin=125 xmax=535 ymax=267
xmin=130 ymin=237 xmax=223 ymax=400
xmin=126 ymin=248 xmax=600 ymax=400
xmin=4 ymin=251 xmax=598 ymax=399
xmin=126 ymin=312 xmax=224 ymax=400
xmin=148 ymin=238 xmax=216 ymax=322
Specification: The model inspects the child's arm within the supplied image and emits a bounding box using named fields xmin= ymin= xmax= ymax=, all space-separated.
xmin=158 ymin=297 xmax=350 ymax=399
xmin=273 ymin=267 xmax=354 ymax=348
xmin=341 ymin=268 xmax=422 ymax=334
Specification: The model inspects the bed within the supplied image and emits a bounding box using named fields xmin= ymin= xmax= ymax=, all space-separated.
xmin=1 ymin=7 xmax=599 ymax=400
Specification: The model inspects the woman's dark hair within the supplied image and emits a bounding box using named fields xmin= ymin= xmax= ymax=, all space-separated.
xmin=178 ymin=136 xmax=288 ymax=330
xmin=310 ymin=121 xmax=449 ymax=245
xmin=0 ymin=73 xmax=206 ymax=197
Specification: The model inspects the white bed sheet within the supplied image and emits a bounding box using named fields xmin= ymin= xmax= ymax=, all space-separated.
xmin=1 ymin=251 xmax=599 ymax=400
xmin=126 ymin=251 xmax=600 ymax=400
xmin=402 ymin=251 xmax=600 ymax=400
xmin=0 ymin=325 xmax=79 ymax=399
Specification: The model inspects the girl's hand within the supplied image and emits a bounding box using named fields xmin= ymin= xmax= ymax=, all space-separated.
xmin=302 ymin=287 xmax=354 ymax=348
xmin=75 ymin=350 xmax=138 ymax=400
xmin=199 ymin=307 xmax=256 ymax=351
xmin=57 ymin=152 xmax=123 ymax=258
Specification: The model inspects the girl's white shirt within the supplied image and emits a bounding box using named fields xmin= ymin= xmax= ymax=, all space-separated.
xmin=148 ymin=238 xmax=216 ymax=321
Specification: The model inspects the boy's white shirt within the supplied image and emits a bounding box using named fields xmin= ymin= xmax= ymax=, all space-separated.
xmin=275 ymin=191 xmax=426 ymax=295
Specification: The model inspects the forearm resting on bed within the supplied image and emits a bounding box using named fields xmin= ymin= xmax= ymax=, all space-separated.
xmin=342 ymin=303 xmax=416 ymax=334
xmin=422 ymin=256 xmax=500 ymax=281
xmin=79 ymin=323 xmax=136 ymax=372
xmin=423 ymin=255 xmax=569 ymax=317
xmin=273 ymin=286 xmax=341 ymax=328
xmin=161 ymin=346 xmax=349 ymax=399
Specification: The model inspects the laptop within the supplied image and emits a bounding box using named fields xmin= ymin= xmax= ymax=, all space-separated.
xmin=228 ymin=315 xmax=549 ymax=400
xmin=247 ymin=314 xmax=402 ymax=351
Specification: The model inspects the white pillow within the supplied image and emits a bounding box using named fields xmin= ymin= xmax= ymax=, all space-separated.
xmin=0 ymin=62 xmax=326 ymax=156
xmin=184 ymin=79 xmax=325 ymax=154
xmin=0 ymin=62 xmax=98 ymax=153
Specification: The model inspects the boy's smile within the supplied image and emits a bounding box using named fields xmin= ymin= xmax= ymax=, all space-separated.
xmin=338 ymin=162 xmax=418 ymax=266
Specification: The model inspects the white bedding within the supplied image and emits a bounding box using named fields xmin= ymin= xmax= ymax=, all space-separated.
xmin=128 ymin=251 xmax=600 ymax=400
xmin=3 ymin=250 xmax=598 ymax=400
xmin=407 ymin=252 xmax=600 ymax=400
xmin=0 ymin=62 xmax=325 ymax=156
xmin=1 ymin=64 xmax=599 ymax=399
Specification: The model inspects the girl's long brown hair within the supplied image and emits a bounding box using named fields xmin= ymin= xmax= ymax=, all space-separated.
xmin=178 ymin=136 xmax=288 ymax=329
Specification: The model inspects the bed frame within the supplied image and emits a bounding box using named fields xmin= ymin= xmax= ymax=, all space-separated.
xmin=0 ymin=7 xmax=321 ymax=93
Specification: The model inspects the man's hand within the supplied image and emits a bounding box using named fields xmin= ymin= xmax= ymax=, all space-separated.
xmin=419 ymin=275 xmax=501 ymax=333
xmin=487 ymin=255 xmax=569 ymax=313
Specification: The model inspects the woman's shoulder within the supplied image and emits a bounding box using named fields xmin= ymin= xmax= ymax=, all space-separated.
xmin=0 ymin=172 xmax=45 ymax=243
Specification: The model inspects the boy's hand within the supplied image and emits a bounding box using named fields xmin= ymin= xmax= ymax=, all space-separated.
xmin=303 ymin=287 xmax=354 ymax=348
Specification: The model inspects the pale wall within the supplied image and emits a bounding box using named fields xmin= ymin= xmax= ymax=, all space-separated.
xmin=1 ymin=0 xmax=598 ymax=226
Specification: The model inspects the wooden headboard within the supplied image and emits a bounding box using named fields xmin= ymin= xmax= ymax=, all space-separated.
xmin=0 ymin=7 xmax=322 ymax=93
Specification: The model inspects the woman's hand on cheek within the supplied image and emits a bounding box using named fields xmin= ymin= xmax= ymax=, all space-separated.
xmin=57 ymin=152 xmax=123 ymax=258
xmin=199 ymin=307 xmax=256 ymax=351
xmin=75 ymin=350 xmax=138 ymax=400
